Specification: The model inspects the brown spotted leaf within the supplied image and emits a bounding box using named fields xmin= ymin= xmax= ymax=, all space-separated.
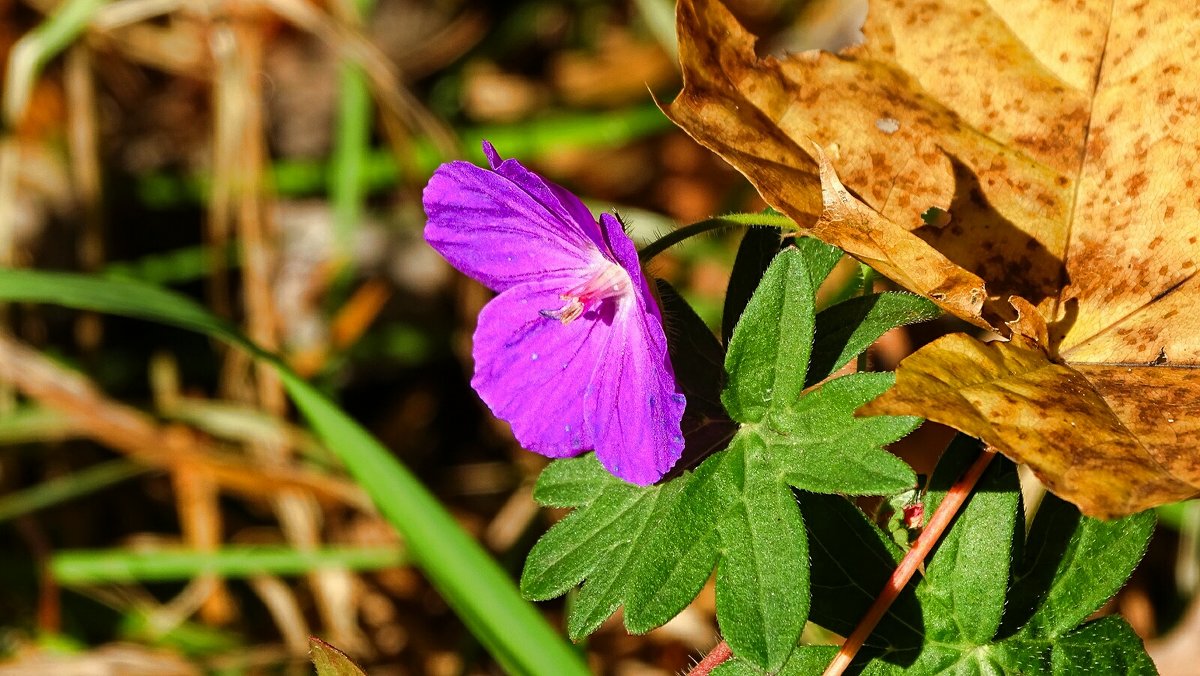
xmin=667 ymin=0 xmax=1200 ymax=518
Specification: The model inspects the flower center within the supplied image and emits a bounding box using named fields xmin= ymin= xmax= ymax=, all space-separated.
xmin=541 ymin=262 xmax=632 ymax=324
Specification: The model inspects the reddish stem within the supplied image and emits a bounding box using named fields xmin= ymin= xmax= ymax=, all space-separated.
xmin=822 ymin=448 xmax=997 ymax=676
xmin=689 ymin=640 xmax=733 ymax=676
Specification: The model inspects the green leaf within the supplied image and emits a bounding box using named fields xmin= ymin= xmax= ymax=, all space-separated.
xmin=522 ymin=450 xmax=738 ymax=639
xmin=807 ymin=293 xmax=941 ymax=386
xmin=1004 ymin=493 xmax=1155 ymax=640
xmin=792 ymin=236 xmax=845 ymax=290
xmin=521 ymin=456 xmax=684 ymax=634
xmin=715 ymin=435 xmax=809 ymax=669
xmin=309 ymin=637 xmax=368 ymax=676
xmin=533 ymin=453 xmax=626 ymax=507
xmin=722 ymin=225 xmax=783 ymax=346
xmin=768 ymin=373 xmax=918 ymax=496
xmin=524 ymin=238 xmax=924 ymax=671
xmin=0 ymin=269 xmax=589 ymax=676
xmin=784 ymin=438 xmax=1155 ymax=675
xmin=918 ymin=438 xmax=1019 ymax=646
xmin=722 ymin=239 xmax=841 ymax=423
xmin=624 ymin=447 xmax=742 ymax=634
xmin=722 ymin=247 xmax=818 ymax=423
xmin=1050 ymin=617 xmax=1157 ymax=675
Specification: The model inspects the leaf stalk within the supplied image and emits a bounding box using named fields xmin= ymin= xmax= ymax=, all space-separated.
xmin=637 ymin=212 xmax=797 ymax=263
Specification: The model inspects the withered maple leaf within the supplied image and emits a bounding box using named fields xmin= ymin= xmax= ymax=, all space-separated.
xmin=666 ymin=0 xmax=1200 ymax=518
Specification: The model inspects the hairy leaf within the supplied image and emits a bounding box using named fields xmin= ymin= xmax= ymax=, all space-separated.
xmin=667 ymin=0 xmax=1200 ymax=518
xmin=727 ymin=441 xmax=1156 ymax=675
xmin=723 ymin=243 xmax=838 ymax=423
xmin=722 ymin=225 xmax=784 ymax=346
xmin=807 ymin=293 xmax=941 ymax=387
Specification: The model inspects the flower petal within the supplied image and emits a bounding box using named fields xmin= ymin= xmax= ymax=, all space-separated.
xmin=586 ymin=291 xmax=687 ymax=485
xmin=596 ymin=212 xmax=665 ymax=326
xmin=423 ymin=146 xmax=606 ymax=292
xmin=597 ymin=212 xmax=641 ymax=277
xmin=470 ymin=275 xmax=606 ymax=457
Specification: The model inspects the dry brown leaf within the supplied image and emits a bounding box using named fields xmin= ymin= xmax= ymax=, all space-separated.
xmin=666 ymin=0 xmax=1200 ymax=518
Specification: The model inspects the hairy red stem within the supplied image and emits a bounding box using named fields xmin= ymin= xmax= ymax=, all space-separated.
xmin=823 ymin=448 xmax=997 ymax=676
xmin=689 ymin=639 xmax=733 ymax=676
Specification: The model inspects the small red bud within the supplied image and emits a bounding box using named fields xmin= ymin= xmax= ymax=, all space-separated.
xmin=902 ymin=503 xmax=924 ymax=530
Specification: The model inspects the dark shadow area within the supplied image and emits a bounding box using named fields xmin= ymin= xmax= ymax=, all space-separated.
xmin=655 ymin=280 xmax=738 ymax=480
xmin=912 ymin=155 xmax=1069 ymax=326
xmin=807 ymin=292 xmax=883 ymax=386
xmin=1047 ymin=297 xmax=1079 ymax=356
xmin=798 ymin=491 xmax=925 ymax=669
xmin=721 ymin=226 xmax=783 ymax=346
xmin=995 ymin=493 xmax=1084 ymax=640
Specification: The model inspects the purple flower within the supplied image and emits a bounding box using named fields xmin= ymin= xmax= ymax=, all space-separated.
xmin=423 ymin=142 xmax=686 ymax=485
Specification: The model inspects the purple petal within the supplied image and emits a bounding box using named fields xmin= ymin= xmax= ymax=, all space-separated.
xmin=482 ymin=140 xmax=503 ymax=169
xmin=488 ymin=155 xmax=608 ymax=253
xmin=596 ymin=212 xmax=665 ymax=327
xmin=586 ymin=292 xmax=687 ymax=485
xmin=423 ymin=144 xmax=606 ymax=292
xmin=598 ymin=212 xmax=641 ymax=277
xmin=423 ymin=170 xmax=594 ymax=293
xmin=470 ymin=274 xmax=603 ymax=457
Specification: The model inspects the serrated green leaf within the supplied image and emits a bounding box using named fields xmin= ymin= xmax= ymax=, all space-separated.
xmin=790 ymin=437 xmax=1155 ymax=675
xmin=625 ymin=445 xmax=745 ymax=633
xmin=723 ymin=225 xmax=784 ymax=346
xmin=919 ymin=439 xmax=1019 ymax=645
xmin=532 ymin=454 xmax=625 ymax=507
xmin=522 ymin=450 xmax=739 ymax=640
xmin=722 ymin=247 xmax=819 ymax=423
xmin=716 ymin=438 xmax=809 ymax=670
xmin=520 ymin=456 xmax=685 ymax=607
xmin=807 ymin=293 xmax=942 ymax=387
xmin=713 ymin=645 xmax=840 ymax=676
xmin=768 ymin=369 xmax=916 ymax=497
xmin=1005 ymin=493 xmax=1155 ymax=640
xmin=522 ymin=237 xmax=929 ymax=670
xmin=1050 ymin=616 xmax=1157 ymax=675
xmin=769 ymin=372 xmax=919 ymax=496
xmin=566 ymin=489 xmax=679 ymax=639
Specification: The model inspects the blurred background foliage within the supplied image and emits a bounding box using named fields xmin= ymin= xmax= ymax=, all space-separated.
xmin=0 ymin=0 xmax=1195 ymax=673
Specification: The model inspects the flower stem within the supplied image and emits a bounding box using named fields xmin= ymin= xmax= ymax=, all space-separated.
xmin=637 ymin=212 xmax=797 ymax=263
xmin=822 ymin=447 xmax=998 ymax=676
xmin=688 ymin=639 xmax=733 ymax=675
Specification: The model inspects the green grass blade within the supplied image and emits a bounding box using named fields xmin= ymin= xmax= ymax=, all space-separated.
xmin=0 ymin=269 xmax=589 ymax=676
xmin=4 ymin=0 xmax=104 ymax=125
xmin=330 ymin=0 xmax=374 ymax=259
xmin=0 ymin=405 xmax=76 ymax=443
xmin=53 ymin=546 xmax=405 ymax=584
xmin=137 ymin=104 xmax=673 ymax=206
xmin=0 ymin=459 xmax=147 ymax=523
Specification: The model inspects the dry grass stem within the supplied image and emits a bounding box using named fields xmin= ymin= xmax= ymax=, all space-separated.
xmin=0 ymin=330 xmax=371 ymax=509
